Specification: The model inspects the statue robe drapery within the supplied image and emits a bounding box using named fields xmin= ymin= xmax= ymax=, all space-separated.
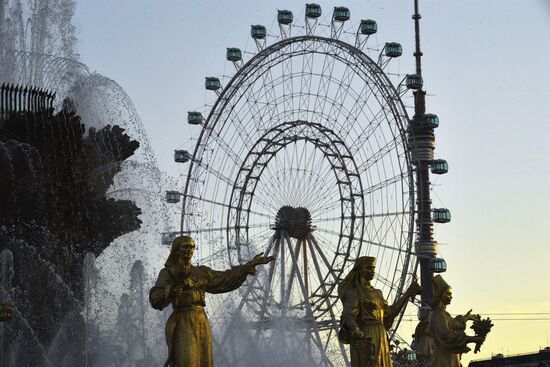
xmin=150 ymin=264 xmax=250 ymax=367
xmin=340 ymin=286 xmax=399 ymax=367
xmin=429 ymin=307 xmax=468 ymax=367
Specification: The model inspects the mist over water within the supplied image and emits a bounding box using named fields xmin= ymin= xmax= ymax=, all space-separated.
xmin=0 ymin=1 xmax=350 ymax=366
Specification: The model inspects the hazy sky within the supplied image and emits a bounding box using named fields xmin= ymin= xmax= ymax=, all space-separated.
xmin=74 ymin=1 xmax=550 ymax=364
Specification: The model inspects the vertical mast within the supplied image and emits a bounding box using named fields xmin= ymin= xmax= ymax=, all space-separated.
xmin=410 ymin=0 xmax=436 ymax=306
xmin=413 ymin=0 xmax=425 ymax=116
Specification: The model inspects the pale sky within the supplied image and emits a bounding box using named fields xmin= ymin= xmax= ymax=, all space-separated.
xmin=74 ymin=1 xmax=550 ymax=364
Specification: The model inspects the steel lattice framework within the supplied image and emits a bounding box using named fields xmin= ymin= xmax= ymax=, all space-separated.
xmin=179 ymin=14 xmax=418 ymax=366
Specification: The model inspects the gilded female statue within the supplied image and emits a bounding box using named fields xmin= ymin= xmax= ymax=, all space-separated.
xmin=338 ymin=256 xmax=422 ymax=367
xmin=428 ymin=275 xmax=483 ymax=367
xmin=150 ymin=235 xmax=274 ymax=367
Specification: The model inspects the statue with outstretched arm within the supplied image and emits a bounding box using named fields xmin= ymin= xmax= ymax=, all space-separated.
xmin=150 ymin=235 xmax=274 ymax=367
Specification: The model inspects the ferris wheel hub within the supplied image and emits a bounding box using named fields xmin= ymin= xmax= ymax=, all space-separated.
xmin=272 ymin=206 xmax=314 ymax=240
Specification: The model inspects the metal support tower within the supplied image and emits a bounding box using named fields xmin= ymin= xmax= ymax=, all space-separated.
xmin=409 ymin=0 xmax=436 ymax=307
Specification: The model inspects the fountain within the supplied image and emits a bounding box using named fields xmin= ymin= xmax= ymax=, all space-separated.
xmin=0 ymin=0 xmax=180 ymax=365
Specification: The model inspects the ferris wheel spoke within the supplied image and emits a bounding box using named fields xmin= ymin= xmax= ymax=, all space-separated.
xmin=307 ymin=188 xmax=343 ymax=215
xmin=308 ymin=332 xmax=336 ymax=367
xmin=182 ymin=223 xmax=270 ymax=235
xmin=193 ymin=159 xmax=235 ymax=188
xmin=249 ymin=186 xmax=283 ymax=215
xmin=362 ymin=171 xmax=405 ymax=196
xmin=306 ymin=238 xmax=350 ymax=364
xmin=291 ymin=145 xmax=316 ymax=205
xmin=314 ymin=227 xmax=408 ymax=256
xmin=220 ymin=100 xmax=259 ymax=150
xmin=312 ymin=42 xmax=338 ymax=117
xmin=291 ymin=141 xmax=310 ymax=204
xmin=252 ymin=235 xmax=280 ymax=334
xmin=347 ymin=102 xmax=388 ymax=152
xmin=309 ymin=194 xmax=348 ymax=218
xmin=231 ymin=95 xmax=266 ymax=135
xmin=314 ymin=211 xmax=411 ymax=223
xmin=325 ymin=58 xmax=357 ymax=131
xmin=297 ymin=162 xmax=330 ymax=208
xmin=310 ymin=232 xmax=349 ymax=267
xmin=265 ymin=67 xmax=283 ymax=125
xmin=353 ymin=127 xmax=398 ymax=169
xmin=307 ymin=234 xmax=340 ymax=282
xmin=340 ymin=81 xmax=371 ymax=139
xmin=246 ymin=228 xmax=275 ymax=250
xmin=298 ymin=49 xmax=315 ymax=122
xmin=281 ymin=141 xmax=296 ymax=205
xmin=283 ymin=238 xmax=302 ymax=307
xmin=281 ymin=52 xmax=294 ymax=120
xmin=296 ymin=149 xmax=336 ymax=207
xmin=382 ymin=212 xmax=404 ymax=258
xmin=240 ymin=61 xmax=284 ymax=128
xmin=307 ymin=241 xmax=338 ymax=308
xmin=198 ymin=247 xmax=231 ymax=265
xmin=185 ymin=194 xmax=272 ymax=220
xmin=252 ymin=173 xmax=283 ymax=210
xmin=302 ymin=165 xmax=345 ymax=213
xmin=203 ymin=127 xmax=244 ymax=168
xmin=235 ymin=234 xmax=277 ymax=309
xmin=291 ymin=141 xmax=307 ymax=205
xmin=373 ymin=272 xmax=399 ymax=294
xmin=266 ymin=152 xmax=295 ymax=206
xmin=282 ymin=232 xmax=330 ymax=365
xmin=286 ymin=141 xmax=298 ymax=204
xmin=376 ymin=215 xmax=406 ymax=270
xmin=219 ymin=235 xmax=277 ymax=346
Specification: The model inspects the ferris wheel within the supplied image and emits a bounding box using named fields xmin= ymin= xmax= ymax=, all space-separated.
xmin=171 ymin=4 xmax=424 ymax=366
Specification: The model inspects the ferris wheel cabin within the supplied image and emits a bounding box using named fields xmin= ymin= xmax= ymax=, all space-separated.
xmin=226 ymin=48 xmax=242 ymax=62
xmin=430 ymin=258 xmax=447 ymax=273
xmin=433 ymin=208 xmax=451 ymax=223
xmin=165 ymin=191 xmax=181 ymax=204
xmin=278 ymin=10 xmax=293 ymax=25
xmin=187 ymin=111 xmax=204 ymax=125
xmin=419 ymin=113 xmax=439 ymax=128
xmin=359 ymin=19 xmax=378 ymax=35
xmin=430 ymin=159 xmax=449 ymax=174
xmin=385 ymin=42 xmax=403 ymax=58
xmin=174 ymin=150 xmax=191 ymax=163
xmin=305 ymin=3 xmax=322 ymax=18
xmin=251 ymin=25 xmax=267 ymax=40
xmin=406 ymin=74 xmax=423 ymax=90
xmin=333 ymin=7 xmax=350 ymax=22
xmin=205 ymin=77 xmax=221 ymax=91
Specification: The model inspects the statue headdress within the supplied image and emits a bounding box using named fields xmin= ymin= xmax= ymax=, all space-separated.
xmin=337 ymin=256 xmax=376 ymax=301
xmin=431 ymin=274 xmax=451 ymax=307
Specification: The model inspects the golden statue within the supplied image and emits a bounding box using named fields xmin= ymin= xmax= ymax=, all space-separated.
xmin=338 ymin=256 xmax=422 ymax=367
xmin=150 ymin=235 xmax=274 ymax=367
xmin=0 ymin=303 xmax=14 ymax=321
xmin=412 ymin=307 xmax=434 ymax=367
xmin=428 ymin=275 xmax=489 ymax=367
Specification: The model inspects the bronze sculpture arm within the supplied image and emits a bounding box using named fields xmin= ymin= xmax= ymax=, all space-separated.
xmin=243 ymin=252 xmax=275 ymax=275
xmin=389 ymin=279 xmax=422 ymax=318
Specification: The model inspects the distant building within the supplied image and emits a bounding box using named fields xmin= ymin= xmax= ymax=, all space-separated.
xmin=469 ymin=348 xmax=550 ymax=367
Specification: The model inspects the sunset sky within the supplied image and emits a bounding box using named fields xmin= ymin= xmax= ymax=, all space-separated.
xmin=74 ymin=1 xmax=550 ymax=364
